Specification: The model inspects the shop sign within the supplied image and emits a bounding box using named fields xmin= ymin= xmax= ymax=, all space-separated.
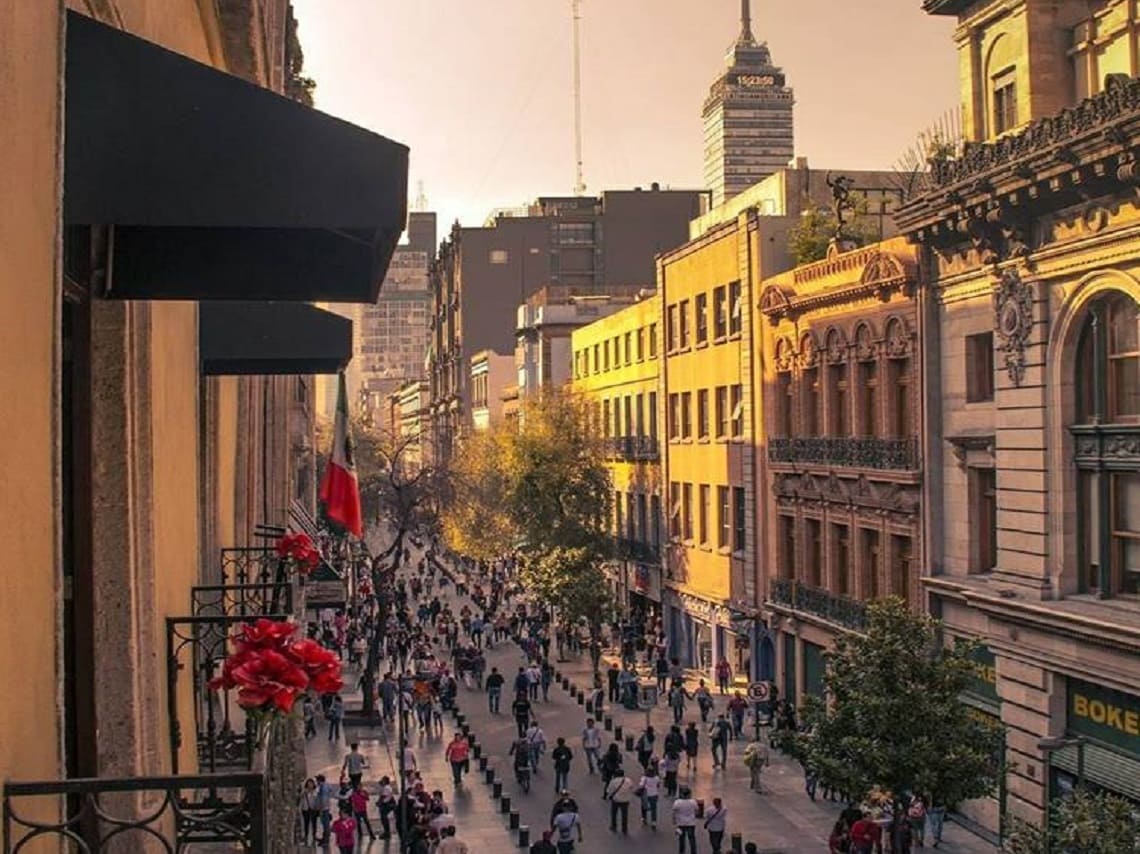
xmin=306 ymin=580 xmax=345 ymax=606
xmin=1068 ymin=678 xmax=1140 ymax=756
xmin=965 ymin=643 xmax=999 ymax=704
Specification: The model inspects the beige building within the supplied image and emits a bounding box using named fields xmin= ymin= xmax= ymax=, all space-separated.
xmin=0 ymin=2 xmax=406 ymax=847
xmin=470 ymin=350 xmax=515 ymax=432
xmin=901 ymin=0 xmax=1140 ymax=834
xmin=388 ymin=379 xmax=430 ymax=470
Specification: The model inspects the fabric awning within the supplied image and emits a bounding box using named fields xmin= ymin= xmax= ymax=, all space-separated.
xmin=199 ymin=302 xmax=352 ymax=375
xmin=64 ymin=11 xmax=408 ymax=302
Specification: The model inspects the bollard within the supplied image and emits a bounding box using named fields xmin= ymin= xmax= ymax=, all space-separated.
xmin=492 ymin=781 xmax=502 ymax=798
xmin=509 ymin=810 xmax=520 ymax=830
xmin=518 ymin=826 xmax=530 ymax=848
xmin=614 ymin=725 xmax=623 ymax=741
xmin=478 ymin=756 xmax=488 ymax=771
xmin=730 ymin=834 xmax=743 ymax=853
xmin=604 ymin=717 xmax=613 ymax=731
xmin=585 ymin=700 xmax=594 ymax=715
xmin=576 ymin=693 xmax=584 ymax=706
xmin=471 ymin=740 xmax=480 ymax=755
xmin=500 ymin=795 xmax=511 ymax=814
xmin=456 ymin=714 xmax=466 ymax=728
xmin=461 ymin=724 xmax=471 ymax=737
xmin=624 ymin=734 xmax=635 ymax=752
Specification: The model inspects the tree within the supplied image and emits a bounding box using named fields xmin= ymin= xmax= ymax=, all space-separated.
xmin=788 ymin=204 xmax=882 ymax=266
xmin=1006 ymin=789 xmax=1140 ymax=854
xmin=781 ymin=598 xmax=1004 ymax=809
xmin=442 ymin=427 xmax=517 ymax=562
xmin=525 ymin=546 xmax=614 ymax=677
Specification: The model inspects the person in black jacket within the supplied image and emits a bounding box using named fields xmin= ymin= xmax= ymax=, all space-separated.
xmin=551 ymin=739 xmax=574 ymax=793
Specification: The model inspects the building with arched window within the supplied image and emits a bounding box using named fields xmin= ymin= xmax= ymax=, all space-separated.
xmin=901 ymin=0 xmax=1140 ymax=836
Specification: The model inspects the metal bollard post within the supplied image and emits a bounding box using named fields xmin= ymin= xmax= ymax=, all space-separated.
xmin=468 ymin=735 xmax=478 ymax=749
xmin=614 ymin=725 xmax=623 ymax=741
xmin=478 ymin=755 xmax=488 ymax=771
xmin=576 ymin=693 xmax=584 ymax=706
xmin=585 ymin=700 xmax=594 ymax=715
xmin=500 ymin=795 xmax=511 ymax=814
xmin=518 ymin=826 xmax=530 ymax=848
xmin=456 ymin=714 xmax=466 ymax=728
xmin=730 ymin=833 xmax=743 ymax=853
xmin=604 ymin=717 xmax=613 ymax=731
xmin=624 ymin=734 xmax=635 ymax=752
xmin=509 ymin=810 xmax=520 ymax=830
xmin=492 ymin=781 xmax=502 ymax=798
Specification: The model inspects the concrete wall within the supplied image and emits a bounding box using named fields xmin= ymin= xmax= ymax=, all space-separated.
xmin=0 ymin=0 xmax=65 ymax=786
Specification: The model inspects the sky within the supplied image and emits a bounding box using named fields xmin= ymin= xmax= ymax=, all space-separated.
xmin=292 ymin=0 xmax=960 ymax=231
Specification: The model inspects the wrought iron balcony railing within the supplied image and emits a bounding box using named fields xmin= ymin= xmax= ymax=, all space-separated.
xmin=769 ymin=578 xmax=867 ymax=631
xmin=2 ymin=773 xmax=266 ymax=853
xmin=604 ymin=435 xmax=660 ymax=462
xmin=767 ymin=436 xmax=918 ymax=471
xmin=615 ymin=537 xmax=662 ymax=564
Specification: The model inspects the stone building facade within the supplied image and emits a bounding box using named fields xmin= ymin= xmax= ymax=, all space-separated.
xmin=758 ymin=238 xmax=924 ymax=706
xmin=900 ymin=0 xmax=1140 ymax=833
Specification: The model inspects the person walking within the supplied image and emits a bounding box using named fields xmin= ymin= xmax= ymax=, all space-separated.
xmin=581 ymin=718 xmax=602 ymax=774
xmin=743 ymin=736 xmax=770 ymax=792
xmin=526 ymin=719 xmax=547 ymax=773
xmin=302 ymin=696 xmax=317 ymax=739
xmin=435 ymin=826 xmax=469 ymax=854
xmin=637 ymin=763 xmax=661 ymax=829
xmin=512 ymin=693 xmax=533 ymax=739
xmin=704 ymin=797 xmax=727 ymax=854
xmin=693 ymin=680 xmax=714 ymax=723
xmin=376 ymin=775 xmax=395 ymax=840
xmin=330 ymin=804 xmax=357 ymax=854
xmin=486 ymin=666 xmax=505 ymax=714
xmin=342 ymin=743 xmax=367 ymax=788
xmin=299 ymin=778 xmax=320 ymax=846
xmin=726 ymin=692 xmax=747 ymax=739
xmin=600 ymin=743 xmax=623 ymax=792
xmin=635 ymin=725 xmax=656 ymax=770
xmin=890 ymin=812 xmax=915 ymax=854
xmin=661 ymin=750 xmax=680 ymax=797
xmin=327 ymin=694 xmax=344 ymax=742
xmin=709 ymin=714 xmax=731 ymax=769
xmin=551 ymin=737 xmax=573 ymax=793
xmin=669 ymin=683 xmax=691 ymax=725
xmin=604 ymin=766 xmax=635 ymax=835
xmin=607 ymin=662 xmax=621 ymax=704
xmin=444 ymin=732 xmax=470 ymax=785
xmin=715 ymin=658 xmax=732 ymax=695
xmin=684 ymin=721 xmax=700 ymax=771
xmin=906 ymin=793 xmax=927 ymax=847
xmin=672 ymin=786 xmax=700 ymax=854
xmin=530 ymin=831 xmax=558 ymax=854
xmin=314 ymin=774 xmax=334 ymax=845
xmin=550 ymin=807 xmax=583 ymax=854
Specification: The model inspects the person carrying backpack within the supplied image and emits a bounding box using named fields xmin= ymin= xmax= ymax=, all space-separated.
xmin=709 ymin=714 xmax=731 ymax=768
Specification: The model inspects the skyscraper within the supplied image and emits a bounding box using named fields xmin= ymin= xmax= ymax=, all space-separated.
xmin=702 ymin=0 xmax=795 ymax=207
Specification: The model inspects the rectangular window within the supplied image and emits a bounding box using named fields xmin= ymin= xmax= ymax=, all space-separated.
xmin=603 ymin=399 xmax=612 ymax=438
xmin=732 ymin=487 xmax=746 ymax=552
xmin=681 ymin=391 xmax=692 ymax=439
xmin=648 ymin=391 xmax=658 ymax=439
xmin=891 ymin=357 xmax=911 ymax=438
xmin=713 ymin=285 xmax=728 ymax=339
xmin=679 ymin=300 xmax=691 ymax=348
xmin=603 ymin=339 xmax=611 ymax=371
xmin=623 ymin=395 xmax=633 ymax=437
xmin=697 ymin=389 xmax=710 ymax=439
xmin=698 ymin=484 xmax=710 ymax=545
xmin=832 ymin=523 xmax=851 ymax=596
xmin=970 ymin=468 xmax=998 ymax=574
xmin=682 ymin=483 xmax=693 ymax=541
xmin=966 ymin=332 xmax=995 ymax=403
xmin=1112 ymin=472 xmax=1140 ymax=595
xmin=651 ymin=495 xmax=663 ymax=549
xmin=829 ymin=362 xmax=849 ymax=436
xmin=635 ymin=393 xmax=645 ymax=437
xmin=666 ymin=305 xmax=678 ymax=352
xmin=489 ymin=249 xmax=510 ymax=264
xmin=624 ymin=332 xmax=632 ymax=365
xmin=614 ymin=489 xmax=623 ymax=537
xmin=803 ymin=367 xmax=820 ymax=437
xmin=859 ymin=360 xmax=879 ymax=437
xmin=992 ymin=68 xmax=1018 ymax=135
xmin=806 ymin=519 xmax=822 ymax=586
xmin=627 ymin=493 xmax=636 ymax=540
xmin=667 ymin=393 xmax=679 ymax=440
xmin=860 ymin=528 xmax=880 ymax=599
xmin=718 ymin=486 xmax=731 ymax=549
xmin=669 ymin=482 xmax=681 ymax=539
xmin=730 ymin=384 xmax=744 ymax=438
xmin=636 ymin=327 xmax=645 ymax=362
xmin=715 ymin=386 xmax=728 ymax=439
xmin=695 ymin=293 xmax=709 ymax=344
xmin=777 ymin=371 xmax=793 ymax=436
xmin=728 ymin=280 xmax=742 ymax=335
xmin=593 ymin=344 xmax=600 ymax=374
xmin=637 ymin=493 xmax=648 ymax=546
xmin=778 ymin=515 xmax=797 ymax=580
xmin=648 ymin=324 xmax=658 ymax=358
xmin=891 ymin=534 xmax=913 ymax=602
xmin=556 ymin=222 xmax=595 ymax=244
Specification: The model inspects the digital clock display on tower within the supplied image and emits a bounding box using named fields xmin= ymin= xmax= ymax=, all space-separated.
xmin=738 ymin=75 xmax=776 ymax=87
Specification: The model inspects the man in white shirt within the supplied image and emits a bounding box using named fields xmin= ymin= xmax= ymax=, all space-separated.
xmin=435 ymin=826 xmax=468 ymax=854
xmin=525 ymin=721 xmax=547 ymax=771
xmin=603 ymin=767 xmax=636 ymax=835
xmin=550 ymin=809 xmax=582 ymax=853
xmin=581 ymin=718 xmax=602 ymax=774
xmin=672 ymin=786 xmax=699 ymax=854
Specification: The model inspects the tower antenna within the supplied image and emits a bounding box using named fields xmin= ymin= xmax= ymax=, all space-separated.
xmin=739 ymin=0 xmax=755 ymax=43
xmin=572 ymin=0 xmax=586 ymax=195
xmin=414 ymin=180 xmax=428 ymax=212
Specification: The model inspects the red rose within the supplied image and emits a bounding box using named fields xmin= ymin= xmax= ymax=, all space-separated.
xmin=230 ymin=649 xmax=309 ymax=712
xmin=235 ymin=618 xmax=296 ymax=653
xmin=288 ymin=639 xmax=344 ymax=694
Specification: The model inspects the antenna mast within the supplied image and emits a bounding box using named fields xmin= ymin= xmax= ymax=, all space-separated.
xmin=572 ymin=0 xmax=586 ymax=195
xmin=414 ymin=180 xmax=428 ymax=212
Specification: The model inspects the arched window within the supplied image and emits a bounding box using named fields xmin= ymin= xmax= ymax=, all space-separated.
xmin=1072 ymin=292 xmax=1140 ymax=596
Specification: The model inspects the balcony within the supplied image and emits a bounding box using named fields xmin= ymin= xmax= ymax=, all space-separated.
xmin=767 ymin=436 xmax=918 ymax=471
xmin=604 ymin=435 xmax=660 ymax=462
xmin=2 ymin=773 xmax=266 ymax=852
xmin=616 ymin=537 xmax=662 ymax=564
xmin=769 ymin=578 xmax=867 ymax=631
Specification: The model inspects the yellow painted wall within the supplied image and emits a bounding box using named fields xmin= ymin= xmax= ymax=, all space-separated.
xmin=0 ymin=0 xmax=64 ymax=785
xmin=661 ymin=226 xmax=746 ymax=603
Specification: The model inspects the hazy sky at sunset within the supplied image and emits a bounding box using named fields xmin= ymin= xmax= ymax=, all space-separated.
xmin=292 ymin=0 xmax=960 ymax=231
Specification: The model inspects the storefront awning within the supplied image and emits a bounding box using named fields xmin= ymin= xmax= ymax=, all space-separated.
xmin=63 ymin=11 xmax=408 ymax=302
xmin=199 ymin=303 xmax=352 ymax=375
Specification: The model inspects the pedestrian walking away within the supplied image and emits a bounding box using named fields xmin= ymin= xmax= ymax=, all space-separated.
xmin=604 ymin=766 xmax=635 ymax=835
xmin=704 ymin=796 xmax=727 ymax=853
xmin=581 ymin=718 xmax=602 ymax=774
xmin=550 ymin=807 xmax=583 ymax=854
xmin=342 ymin=742 xmax=366 ymax=788
xmin=672 ymin=786 xmax=700 ymax=854
xmin=637 ymin=763 xmax=661 ymax=828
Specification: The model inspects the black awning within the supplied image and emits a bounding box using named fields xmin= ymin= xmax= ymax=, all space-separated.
xmin=200 ymin=302 xmax=352 ymax=375
xmin=64 ymin=11 xmax=408 ymax=302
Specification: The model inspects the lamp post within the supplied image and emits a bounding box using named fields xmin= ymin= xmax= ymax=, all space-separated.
xmin=1038 ymin=734 xmax=1087 ymax=854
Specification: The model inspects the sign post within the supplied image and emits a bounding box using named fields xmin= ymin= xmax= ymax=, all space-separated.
xmin=748 ymin=681 xmax=772 ymax=740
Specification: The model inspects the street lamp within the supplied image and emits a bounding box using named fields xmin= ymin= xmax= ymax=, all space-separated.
xmin=1038 ymin=734 xmax=1087 ymax=854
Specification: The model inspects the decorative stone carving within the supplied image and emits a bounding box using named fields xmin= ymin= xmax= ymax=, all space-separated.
xmin=825 ymin=328 xmax=847 ymax=363
xmin=759 ymin=286 xmax=794 ymax=323
xmin=774 ymin=337 xmax=795 ymax=372
xmin=993 ymin=268 xmax=1034 ymax=386
xmin=859 ymin=252 xmax=907 ymax=294
xmin=946 ymin=433 xmax=996 ymax=468
xmin=883 ymin=317 xmax=912 ymax=358
xmin=797 ymin=332 xmax=819 ymax=367
xmin=854 ymin=322 xmax=877 ymax=360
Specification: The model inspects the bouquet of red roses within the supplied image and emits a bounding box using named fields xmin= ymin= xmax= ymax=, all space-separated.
xmin=275 ymin=532 xmax=321 ymax=576
xmin=209 ymin=618 xmax=343 ymax=721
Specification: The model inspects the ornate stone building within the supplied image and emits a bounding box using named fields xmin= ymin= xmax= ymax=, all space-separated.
xmin=758 ymin=238 xmax=924 ymax=705
xmin=899 ymin=0 xmax=1140 ymax=835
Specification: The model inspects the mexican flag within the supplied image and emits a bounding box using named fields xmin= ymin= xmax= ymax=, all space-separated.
xmin=319 ymin=373 xmax=363 ymax=538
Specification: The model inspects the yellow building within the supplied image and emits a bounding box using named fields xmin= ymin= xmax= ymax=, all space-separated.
xmin=571 ymin=294 xmax=664 ymax=619
xmin=656 ymin=208 xmax=794 ymax=681
xmin=1 ymin=2 xmax=407 ymax=847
